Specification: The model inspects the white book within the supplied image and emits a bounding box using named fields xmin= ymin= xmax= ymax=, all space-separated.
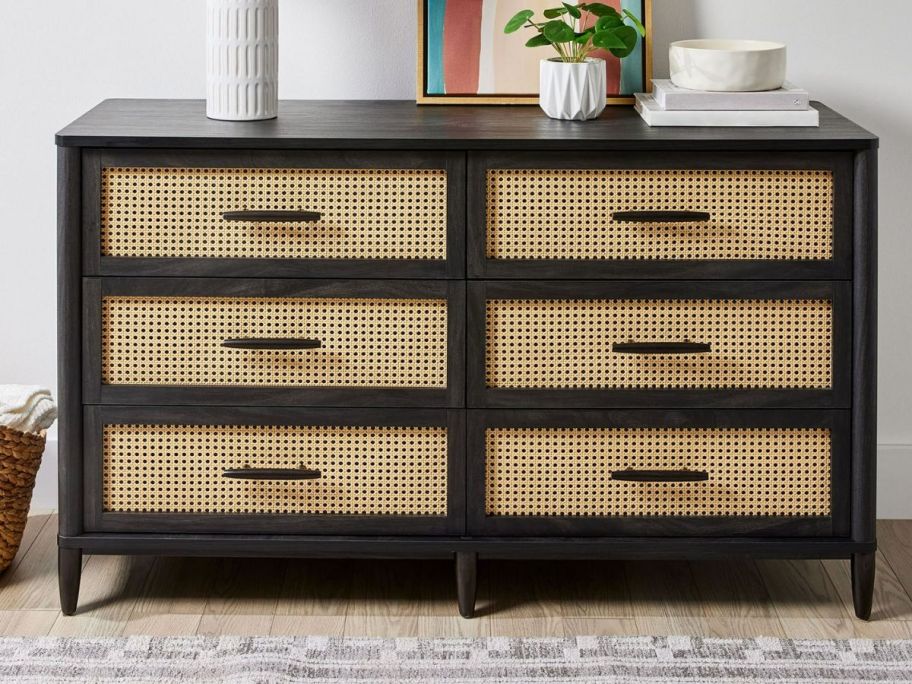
xmin=652 ymin=79 xmax=810 ymax=111
xmin=635 ymin=94 xmax=819 ymax=127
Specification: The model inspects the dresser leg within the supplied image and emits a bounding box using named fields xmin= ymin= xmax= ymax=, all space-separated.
xmin=852 ymin=552 xmax=875 ymax=620
xmin=58 ymin=547 xmax=82 ymax=616
xmin=456 ymin=552 xmax=477 ymax=619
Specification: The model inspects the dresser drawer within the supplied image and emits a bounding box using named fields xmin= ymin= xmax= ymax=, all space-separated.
xmin=84 ymin=279 xmax=465 ymax=407
xmin=85 ymin=150 xmax=465 ymax=278
xmin=469 ymin=152 xmax=852 ymax=279
xmin=468 ymin=281 xmax=850 ymax=409
xmin=468 ymin=410 xmax=849 ymax=537
xmin=84 ymin=407 xmax=464 ymax=534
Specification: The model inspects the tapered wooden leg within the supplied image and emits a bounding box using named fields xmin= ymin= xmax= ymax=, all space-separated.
xmin=456 ymin=552 xmax=477 ymax=619
xmin=58 ymin=547 xmax=82 ymax=616
xmin=852 ymin=552 xmax=875 ymax=620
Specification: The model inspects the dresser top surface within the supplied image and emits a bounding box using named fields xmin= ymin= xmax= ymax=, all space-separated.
xmin=56 ymin=99 xmax=877 ymax=151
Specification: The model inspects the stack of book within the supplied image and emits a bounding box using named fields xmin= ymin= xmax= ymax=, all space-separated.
xmin=635 ymin=79 xmax=818 ymax=127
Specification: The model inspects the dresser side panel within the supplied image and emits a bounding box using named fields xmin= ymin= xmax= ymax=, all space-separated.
xmin=57 ymin=146 xmax=83 ymax=537
xmin=852 ymin=148 xmax=878 ymax=543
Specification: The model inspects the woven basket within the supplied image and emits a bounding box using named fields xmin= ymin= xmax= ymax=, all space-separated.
xmin=0 ymin=425 xmax=45 ymax=572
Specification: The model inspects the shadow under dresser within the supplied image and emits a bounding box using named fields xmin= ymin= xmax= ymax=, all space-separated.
xmin=56 ymin=100 xmax=878 ymax=619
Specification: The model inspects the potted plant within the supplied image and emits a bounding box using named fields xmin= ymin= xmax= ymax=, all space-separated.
xmin=505 ymin=3 xmax=646 ymax=121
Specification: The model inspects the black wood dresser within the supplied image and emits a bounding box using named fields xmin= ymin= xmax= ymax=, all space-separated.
xmin=56 ymin=100 xmax=878 ymax=619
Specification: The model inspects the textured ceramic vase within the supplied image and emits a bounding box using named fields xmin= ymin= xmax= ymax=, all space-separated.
xmin=670 ymin=40 xmax=787 ymax=92
xmin=539 ymin=58 xmax=607 ymax=121
xmin=207 ymin=0 xmax=278 ymax=121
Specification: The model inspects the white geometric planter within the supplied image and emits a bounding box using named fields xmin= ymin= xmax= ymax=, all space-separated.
xmin=539 ymin=58 xmax=606 ymax=121
xmin=206 ymin=0 xmax=278 ymax=121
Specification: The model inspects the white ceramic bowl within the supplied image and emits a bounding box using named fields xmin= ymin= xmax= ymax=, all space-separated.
xmin=669 ymin=39 xmax=786 ymax=92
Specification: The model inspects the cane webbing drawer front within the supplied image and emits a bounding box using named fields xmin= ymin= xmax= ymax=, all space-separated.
xmin=485 ymin=297 xmax=832 ymax=391
xmin=484 ymin=426 xmax=831 ymax=518
xmin=100 ymin=295 xmax=448 ymax=389
xmin=100 ymin=166 xmax=448 ymax=262
xmin=103 ymin=423 xmax=448 ymax=516
xmin=485 ymin=168 xmax=833 ymax=262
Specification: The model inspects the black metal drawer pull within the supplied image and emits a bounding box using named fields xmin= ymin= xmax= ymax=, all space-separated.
xmin=223 ymin=467 xmax=322 ymax=481
xmin=221 ymin=338 xmax=322 ymax=351
xmin=222 ymin=210 xmax=323 ymax=223
xmin=611 ymin=469 xmax=709 ymax=483
xmin=612 ymin=210 xmax=712 ymax=223
xmin=612 ymin=341 xmax=712 ymax=354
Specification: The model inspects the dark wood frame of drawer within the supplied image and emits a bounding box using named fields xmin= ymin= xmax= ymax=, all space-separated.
xmin=83 ymin=149 xmax=466 ymax=279
xmin=83 ymin=277 xmax=466 ymax=408
xmin=468 ymin=151 xmax=853 ymax=280
xmin=468 ymin=280 xmax=851 ymax=410
xmin=84 ymin=406 xmax=466 ymax=535
xmin=467 ymin=408 xmax=850 ymax=538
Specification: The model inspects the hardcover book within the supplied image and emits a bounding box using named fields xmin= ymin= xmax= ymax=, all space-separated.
xmin=652 ymin=79 xmax=810 ymax=111
xmin=635 ymin=94 xmax=820 ymax=127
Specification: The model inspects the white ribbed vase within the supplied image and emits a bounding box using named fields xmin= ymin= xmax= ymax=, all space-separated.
xmin=539 ymin=58 xmax=606 ymax=121
xmin=206 ymin=0 xmax=278 ymax=121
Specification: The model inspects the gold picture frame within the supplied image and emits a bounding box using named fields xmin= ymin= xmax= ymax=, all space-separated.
xmin=417 ymin=0 xmax=652 ymax=105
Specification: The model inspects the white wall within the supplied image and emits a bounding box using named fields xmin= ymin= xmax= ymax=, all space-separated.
xmin=2 ymin=0 xmax=910 ymax=514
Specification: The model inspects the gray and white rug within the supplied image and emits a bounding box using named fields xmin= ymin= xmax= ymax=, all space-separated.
xmin=1 ymin=635 xmax=911 ymax=683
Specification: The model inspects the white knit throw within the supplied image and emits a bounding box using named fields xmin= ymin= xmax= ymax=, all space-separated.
xmin=0 ymin=385 xmax=57 ymax=434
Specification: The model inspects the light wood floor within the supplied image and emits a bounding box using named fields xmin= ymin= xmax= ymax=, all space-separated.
xmin=1 ymin=514 xmax=912 ymax=639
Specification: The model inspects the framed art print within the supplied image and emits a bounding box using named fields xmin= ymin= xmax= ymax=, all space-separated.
xmin=417 ymin=0 xmax=652 ymax=105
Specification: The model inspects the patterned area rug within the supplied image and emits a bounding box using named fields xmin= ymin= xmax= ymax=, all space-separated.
xmin=1 ymin=635 xmax=911 ymax=683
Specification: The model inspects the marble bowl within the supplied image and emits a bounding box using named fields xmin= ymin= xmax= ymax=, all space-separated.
xmin=669 ymin=39 xmax=787 ymax=92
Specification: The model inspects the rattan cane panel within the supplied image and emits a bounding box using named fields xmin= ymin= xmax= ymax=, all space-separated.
xmin=485 ymin=427 xmax=831 ymax=517
xmin=486 ymin=169 xmax=833 ymax=261
xmin=102 ymin=296 xmax=448 ymax=388
xmin=103 ymin=423 xmax=448 ymax=515
xmin=101 ymin=167 xmax=448 ymax=260
xmin=486 ymin=298 xmax=831 ymax=390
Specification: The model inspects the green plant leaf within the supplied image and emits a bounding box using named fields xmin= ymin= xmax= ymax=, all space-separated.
xmin=504 ymin=9 xmax=534 ymax=33
xmin=608 ymin=24 xmax=638 ymax=58
xmin=543 ymin=7 xmax=567 ymax=18
xmin=622 ymin=8 xmax=647 ymax=37
xmin=563 ymin=2 xmax=582 ymax=18
xmin=525 ymin=33 xmax=552 ymax=47
xmin=595 ymin=14 xmax=623 ymax=30
xmin=592 ymin=29 xmax=627 ymax=50
xmin=574 ymin=29 xmax=594 ymax=44
xmin=580 ymin=3 xmax=619 ymax=17
xmin=543 ymin=19 xmax=576 ymax=43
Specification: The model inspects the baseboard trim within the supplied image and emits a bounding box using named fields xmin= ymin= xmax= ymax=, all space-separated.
xmin=32 ymin=438 xmax=58 ymax=514
xmin=31 ymin=440 xmax=912 ymax=519
xmin=876 ymin=444 xmax=912 ymax=519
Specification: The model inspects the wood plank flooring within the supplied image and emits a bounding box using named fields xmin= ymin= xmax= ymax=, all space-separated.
xmin=1 ymin=514 xmax=911 ymax=638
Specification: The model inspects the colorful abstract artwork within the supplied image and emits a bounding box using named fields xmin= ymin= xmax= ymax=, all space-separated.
xmin=418 ymin=0 xmax=650 ymax=104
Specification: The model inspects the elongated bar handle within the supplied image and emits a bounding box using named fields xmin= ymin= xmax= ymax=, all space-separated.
xmin=612 ymin=210 xmax=712 ymax=223
xmin=223 ymin=467 xmax=322 ymax=481
xmin=611 ymin=469 xmax=709 ymax=483
xmin=222 ymin=210 xmax=323 ymax=223
xmin=221 ymin=338 xmax=322 ymax=351
xmin=613 ymin=341 xmax=711 ymax=354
